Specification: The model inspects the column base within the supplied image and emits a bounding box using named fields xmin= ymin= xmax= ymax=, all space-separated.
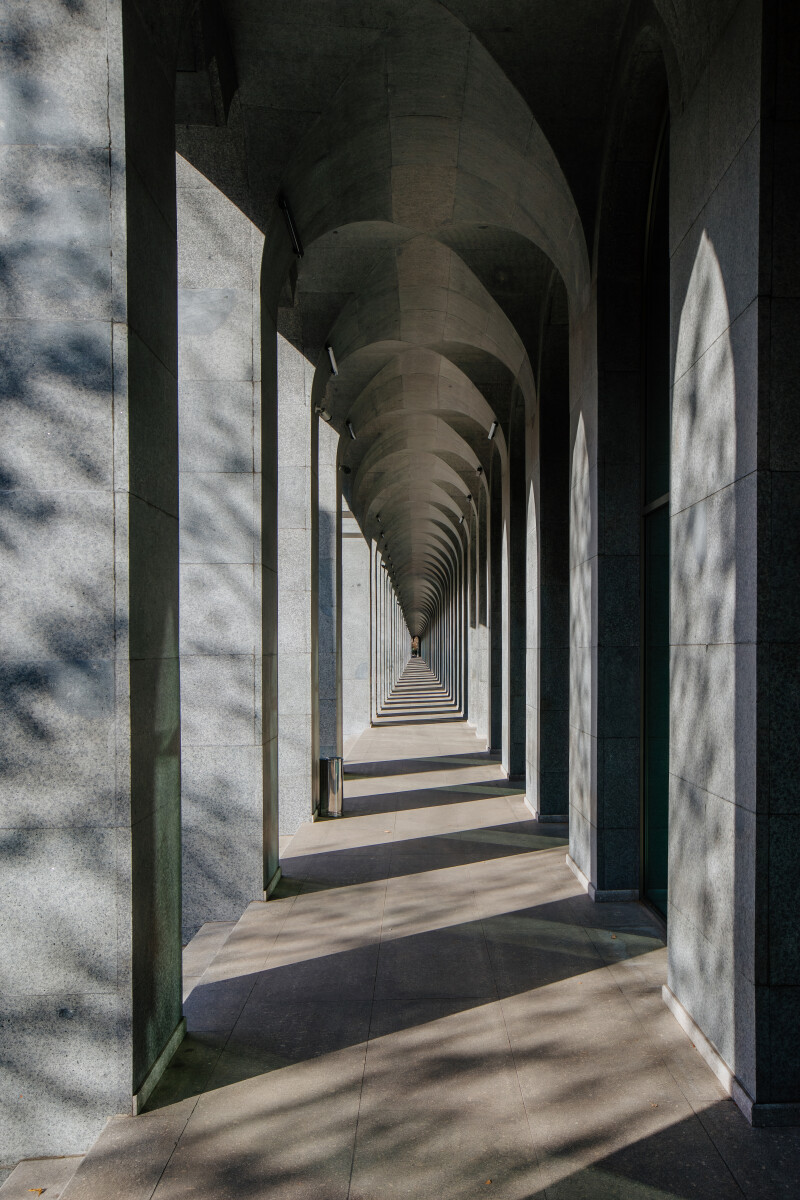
xmin=264 ymin=865 xmax=282 ymax=899
xmin=523 ymin=796 xmax=567 ymax=822
xmin=132 ymin=1016 xmax=186 ymax=1116
xmin=662 ymin=985 xmax=800 ymax=1127
xmin=565 ymin=853 xmax=639 ymax=902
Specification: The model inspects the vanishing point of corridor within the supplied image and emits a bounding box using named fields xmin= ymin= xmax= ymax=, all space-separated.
xmin=57 ymin=668 xmax=799 ymax=1199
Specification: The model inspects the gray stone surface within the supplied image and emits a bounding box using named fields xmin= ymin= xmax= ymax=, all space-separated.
xmin=176 ymin=153 xmax=265 ymax=941
xmin=3 ymin=0 xmax=800 ymax=1170
xmin=54 ymin=719 xmax=800 ymax=1197
xmin=341 ymin=514 xmax=373 ymax=750
xmin=0 ymin=1156 xmax=83 ymax=1199
xmin=0 ymin=0 xmax=183 ymax=1162
xmin=277 ymin=320 xmax=318 ymax=833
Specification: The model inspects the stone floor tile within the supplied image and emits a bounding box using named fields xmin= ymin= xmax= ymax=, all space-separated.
xmin=153 ymin=1051 xmax=366 ymax=1200
xmin=60 ymin=716 xmax=800 ymax=1199
xmin=247 ymin=942 xmax=380 ymax=1003
xmin=226 ymin=999 xmax=372 ymax=1064
xmin=0 ymin=1156 xmax=84 ymax=1199
xmin=349 ymin=1112 xmax=543 ymax=1200
xmin=62 ymin=1105 xmax=197 ymax=1200
xmin=374 ymin=924 xmax=496 ymax=1000
xmin=145 ymin=1032 xmax=229 ymax=1111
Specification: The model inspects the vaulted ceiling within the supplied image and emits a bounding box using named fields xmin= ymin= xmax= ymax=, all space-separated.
xmin=176 ymin=0 xmax=732 ymax=633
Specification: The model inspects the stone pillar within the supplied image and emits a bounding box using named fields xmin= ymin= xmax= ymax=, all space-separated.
xmin=0 ymin=1 xmax=182 ymax=1160
xmin=277 ymin=311 xmax=318 ymax=831
xmin=316 ymin=419 xmax=339 ymax=760
xmin=664 ymin=0 xmax=800 ymax=1123
xmin=370 ymin=543 xmax=378 ymax=723
xmin=527 ymin=305 xmax=570 ymax=819
xmin=176 ymin=156 xmax=264 ymax=940
xmin=260 ymin=314 xmax=280 ymax=902
xmin=468 ymin=494 xmax=490 ymax=743
xmin=502 ymin=407 xmax=527 ymax=779
xmin=489 ymin=453 xmax=504 ymax=750
xmin=477 ymin=490 xmax=491 ymax=744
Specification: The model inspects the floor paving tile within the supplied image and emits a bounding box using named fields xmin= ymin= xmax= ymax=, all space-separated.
xmin=61 ymin=699 xmax=800 ymax=1199
xmin=0 ymin=1156 xmax=84 ymax=1199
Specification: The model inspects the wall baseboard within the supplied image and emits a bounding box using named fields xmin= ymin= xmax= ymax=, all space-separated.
xmin=662 ymin=985 xmax=800 ymax=1127
xmin=565 ymin=853 xmax=638 ymax=902
xmin=523 ymin=796 xmax=567 ymax=822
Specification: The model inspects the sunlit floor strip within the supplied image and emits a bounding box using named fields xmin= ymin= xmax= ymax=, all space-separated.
xmin=63 ymin=719 xmax=800 ymax=1200
xmin=376 ymin=659 xmax=461 ymax=724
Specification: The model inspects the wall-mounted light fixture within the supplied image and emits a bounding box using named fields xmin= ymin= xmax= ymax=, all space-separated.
xmin=488 ymin=420 xmax=498 ymax=441
xmin=278 ymin=194 xmax=304 ymax=258
xmin=469 ymin=493 xmax=475 ymax=504
xmin=339 ymin=464 xmax=351 ymax=475
xmin=458 ymin=514 xmax=464 ymax=526
xmin=476 ymin=465 xmax=483 ymax=476
xmin=346 ymin=419 xmax=356 ymax=440
xmin=375 ymin=512 xmax=381 ymax=522
xmin=314 ymin=405 xmax=332 ymax=422
xmin=327 ymin=345 xmax=338 ymax=376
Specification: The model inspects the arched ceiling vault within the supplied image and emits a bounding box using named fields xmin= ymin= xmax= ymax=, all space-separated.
xmin=234 ymin=0 xmax=591 ymax=637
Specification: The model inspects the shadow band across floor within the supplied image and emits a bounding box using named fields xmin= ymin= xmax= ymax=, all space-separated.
xmin=60 ymin=720 xmax=800 ymax=1200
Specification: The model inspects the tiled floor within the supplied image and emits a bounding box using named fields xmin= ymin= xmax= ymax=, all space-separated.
xmin=181 ymin=921 xmax=237 ymax=1002
xmin=62 ymin=687 xmax=800 ymax=1198
xmin=0 ymin=1156 xmax=84 ymax=1198
xmin=375 ymin=658 xmax=459 ymax=722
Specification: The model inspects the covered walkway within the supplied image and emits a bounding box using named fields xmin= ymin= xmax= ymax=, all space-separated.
xmin=6 ymin=0 xmax=800 ymax=1164
xmin=53 ymin=720 xmax=799 ymax=1200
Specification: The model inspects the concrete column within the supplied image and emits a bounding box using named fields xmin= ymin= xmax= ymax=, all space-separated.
xmin=370 ymin=543 xmax=378 ymax=723
xmin=527 ymin=306 xmax=570 ymax=820
xmin=467 ymin=499 xmax=489 ymax=741
xmin=502 ymin=408 xmax=527 ymax=779
xmin=567 ymin=59 xmax=654 ymax=897
xmin=176 ymin=156 xmax=265 ymax=939
xmin=489 ymin=456 xmax=504 ymax=750
xmin=340 ymin=504 xmax=371 ymax=752
xmin=470 ymin=531 xmax=477 ymax=721
xmin=277 ymin=311 xmax=318 ymax=831
xmin=664 ymin=0 xmax=800 ymax=1122
xmin=377 ymin=564 xmax=385 ymax=708
xmin=0 ymin=1 xmax=182 ymax=1159
xmin=316 ymin=419 xmax=339 ymax=760
xmin=391 ymin=583 xmax=398 ymax=691
xmin=476 ymin=490 xmax=490 ymax=744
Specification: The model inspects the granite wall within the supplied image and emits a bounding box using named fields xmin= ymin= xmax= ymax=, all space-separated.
xmin=177 ymin=155 xmax=264 ymax=941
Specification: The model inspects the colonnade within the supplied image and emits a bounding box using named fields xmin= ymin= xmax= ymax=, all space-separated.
xmin=1 ymin=0 xmax=798 ymax=1170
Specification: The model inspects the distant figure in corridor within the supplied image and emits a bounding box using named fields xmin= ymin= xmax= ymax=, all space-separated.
xmin=411 ymin=636 xmax=420 ymax=657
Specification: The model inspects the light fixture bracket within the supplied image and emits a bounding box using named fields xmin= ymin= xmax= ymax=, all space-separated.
xmin=278 ymin=194 xmax=304 ymax=258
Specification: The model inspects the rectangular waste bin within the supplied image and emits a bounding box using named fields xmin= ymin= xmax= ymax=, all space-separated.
xmin=320 ymin=756 xmax=343 ymax=817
